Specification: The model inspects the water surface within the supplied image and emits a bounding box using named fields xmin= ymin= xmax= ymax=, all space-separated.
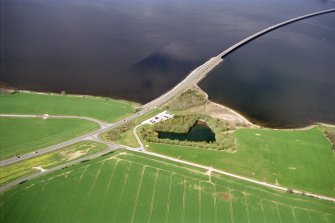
xmin=200 ymin=14 xmax=335 ymax=127
xmin=158 ymin=123 xmax=216 ymax=142
xmin=1 ymin=0 xmax=335 ymax=127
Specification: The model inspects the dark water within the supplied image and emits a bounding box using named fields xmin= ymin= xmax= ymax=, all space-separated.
xmin=158 ymin=123 xmax=215 ymax=142
xmin=1 ymin=0 xmax=335 ymax=127
xmin=200 ymin=14 xmax=335 ymax=128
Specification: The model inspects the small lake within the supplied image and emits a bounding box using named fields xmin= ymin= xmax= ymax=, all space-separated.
xmin=158 ymin=123 xmax=215 ymax=143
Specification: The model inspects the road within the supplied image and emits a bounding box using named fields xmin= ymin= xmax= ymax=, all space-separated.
xmin=2 ymin=8 xmax=335 ymax=166
xmin=0 ymin=57 xmax=223 ymax=166
xmin=0 ymin=111 xmax=148 ymax=166
xmin=141 ymin=56 xmax=223 ymax=110
xmin=0 ymin=145 xmax=118 ymax=193
xmin=2 ymin=122 xmax=335 ymax=202
xmin=133 ymin=125 xmax=144 ymax=150
xmin=0 ymin=114 xmax=109 ymax=128
xmin=1 ymin=8 xmax=335 ymax=201
xmin=219 ymin=8 xmax=335 ymax=58
xmin=131 ymin=123 xmax=335 ymax=202
xmin=133 ymin=148 xmax=335 ymax=202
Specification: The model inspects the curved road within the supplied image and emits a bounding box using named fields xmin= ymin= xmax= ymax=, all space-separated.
xmin=2 ymin=8 xmax=334 ymax=166
xmin=0 ymin=114 xmax=109 ymax=128
xmin=132 ymin=124 xmax=335 ymax=202
xmin=131 ymin=147 xmax=335 ymax=202
xmin=219 ymin=8 xmax=335 ymax=57
xmin=1 ymin=9 xmax=335 ymax=201
xmin=0 ymin=145 xmax=118 ymax=193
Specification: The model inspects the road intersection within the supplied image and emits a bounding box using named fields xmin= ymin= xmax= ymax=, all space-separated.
xmin=1 ymin=9 xmax=335 ymax=201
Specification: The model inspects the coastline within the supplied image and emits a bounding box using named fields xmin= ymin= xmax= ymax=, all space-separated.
xmin=2 ymin=88 xmax=334 ymax=131
xmin=195 ymin=85 xmax=335 ymax=130
xmin=4 ymin=89 xmax=141 ymax=108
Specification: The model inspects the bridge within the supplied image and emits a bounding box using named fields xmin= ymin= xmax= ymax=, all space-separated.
xmin=219 ymin=8 xmax=335 ymax=58
xmin=2 ymin=9 xmax=335 ymax=201
xmin=1 ymin=8 xmax=335 ymax=167
xmin=142 ymin=8 xmax=335 ymax=109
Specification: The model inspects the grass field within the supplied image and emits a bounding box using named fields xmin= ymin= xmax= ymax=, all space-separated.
xmin=148 ymin=127 xmax=335 ymax=197
xmin=0 ymin=92 xmax=136 ymax=122
xmin=0 ymin=141 xmax=107 ymax=186
xmin=0 ymin=118 xmax=99 ymax=159
xmin=0 ymin=150 xmax=334 ymax=223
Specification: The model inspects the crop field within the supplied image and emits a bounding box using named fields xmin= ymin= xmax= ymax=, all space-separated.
xmin=1 ymin=150 xmax=334 ymax=223
xmin=0 ymin=92 xmax=136 ymax=122
xmin=0 ymin=117 xmax=99 ymax=159
xmin=148 ymin=127 xmax=335 ymax=197
xmin=0 ymin=141 xmax=107 ymax=186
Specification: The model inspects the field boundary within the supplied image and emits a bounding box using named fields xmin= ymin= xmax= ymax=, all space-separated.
xmin=125 ymin=147 xmax=335 ymax=202
xmin=0 ymin=145 xmax=117 ymax=193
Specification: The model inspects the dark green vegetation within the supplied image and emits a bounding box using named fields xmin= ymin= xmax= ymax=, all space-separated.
xmin=101 ymin=122 xmax=139 ymax=148
xmin=322 ymin=126 xmax=335 ymax=151
xmin=1 ymin=150 xmax=334 ymax=223
xmin=165 ymin=87 xmax=207 ymax=111
xmin=0 ymin=141 xmax=107 ymax=186
xmin=0 ymin=92 xmax=136 ymax=122
xmin=0 ymin=118 xmax=99 ymax=159
xmin=101 ymin=109 xmax=164 ymax=148
xmin=148 ymin=127 xmax=335 ymax=197
xmin=158 ymin=122 xmax=216 ymax=143
xmin=154 ymin=115 xmax=199 ymax=133
xmin=140 ymin=115 xmax=235 ymax=151
xmin=102 ymin=122 xmax=134 ymax=142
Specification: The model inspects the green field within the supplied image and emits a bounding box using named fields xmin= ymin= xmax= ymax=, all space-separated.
xmin=0 ymin=92 xmax=136 ymax=122
xmin=0 ymin=118 xmax=99 ymax=159
xmin=0 ymin=141 xmax=107 ymax=186
xmin=1 ymin=150 xmax=334 ymax=223
xmin=148 ymin=127 xmax=335 ymax=197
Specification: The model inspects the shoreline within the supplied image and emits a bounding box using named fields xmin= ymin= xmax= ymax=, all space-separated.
xmin=195 ymin=86 xmax=335 ymax=130
xmin=194 ymin=84 xmax=257 ymax=127
xmin=2 ymin=89 xmax=141 ymax=108
xmin=2 ymin=88 xmax=334 ymax=131
xmin=195 ymin=84 xmax=335 ymax=130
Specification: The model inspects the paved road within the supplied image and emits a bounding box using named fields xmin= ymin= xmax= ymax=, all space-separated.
xmin=131 ymin=124 xmax=335 ymax=202
xmin=219 ymin=8 xmax=335 ymax=58
xmin=0 ymin=111 xmax=149 ymax=166
xmin=2 ymin=9 xmax=335 ymax=201
xmin=0 ymin=114 xmax=109 ymax=128
xmin=0 ymin=9 xmax=335 ymax=166
xmin=136 ymin=149 xmax=335 ymax=202
xmin=3 ymin=9 xmax=335 ymax=167
xmin=0 ymin=145 xmax=118 ymax=193
xmin=141 ymin=57 xmax=223 ymax=110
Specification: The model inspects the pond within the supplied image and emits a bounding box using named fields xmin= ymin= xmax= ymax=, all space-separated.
xmin=157 ymin=122 xmax=215 ymax=143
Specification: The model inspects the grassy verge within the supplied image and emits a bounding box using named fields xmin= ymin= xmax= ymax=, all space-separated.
xmin=147 ymin=127 xmax=335 ymax=197
xmin=164 ymin=87 xmax=207 ymax=111
xmin=0 ymin=141 xmax=107 ymax=186
xmin=140 ymin=114 xmax=234 ymax=151
xmin=0 ymin=92 xmax=137 ymax=122
xmin=100 ymin=108 xmax=163 ymax=147
xmin=1 ymin=150 xmax=334 ymax=223
xmin=101 ymin=122 xmax=139 ymax=148
xmin=0 ymin=117 xmax=99 ymax=159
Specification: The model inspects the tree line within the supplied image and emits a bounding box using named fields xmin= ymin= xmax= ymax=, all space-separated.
xmin=140 ymin=114 xmax=236 ymax=151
